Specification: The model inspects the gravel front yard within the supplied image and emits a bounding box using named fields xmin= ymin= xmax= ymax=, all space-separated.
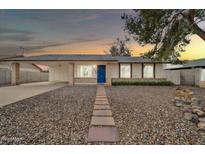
xmin=1 ymin=85 xmax=205 ymax=145
xmin=0 ymin=86 xmax=96 ymax=145
xmin=106 ymin=86 xmax=205 ymax=144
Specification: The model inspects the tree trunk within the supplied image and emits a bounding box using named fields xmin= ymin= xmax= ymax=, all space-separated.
xmin=188 ymin=10 xmax=205 ymax=41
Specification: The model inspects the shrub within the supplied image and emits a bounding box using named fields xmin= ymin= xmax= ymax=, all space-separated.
xmin=111 ymin=79 xmax=174 ymax=86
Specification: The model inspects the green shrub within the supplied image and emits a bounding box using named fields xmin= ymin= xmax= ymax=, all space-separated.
xmin=111 ymin=79 xmax=174 ymax=86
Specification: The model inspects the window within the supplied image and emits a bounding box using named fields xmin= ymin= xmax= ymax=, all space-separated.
xmin=120 ymin=64 xmax=131 ymax=78
xmin=143 ymin=64 xmax=154 ymax=78
xmin=76 ymin=65 xmax=97 ymax=78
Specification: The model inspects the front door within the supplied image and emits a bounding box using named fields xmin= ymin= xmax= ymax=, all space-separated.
xmin=97 ymin=65 xmax=106 ymax=84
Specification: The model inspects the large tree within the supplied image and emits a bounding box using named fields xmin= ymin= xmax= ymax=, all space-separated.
xmin=122 ymin=9 xmax=205 ymax=61
xmin=108 ymin=38 xmax=132 ymax=56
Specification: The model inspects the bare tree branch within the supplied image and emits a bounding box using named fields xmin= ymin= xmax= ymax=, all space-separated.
xmin=188 ymin=10 xmax=205 ymax=40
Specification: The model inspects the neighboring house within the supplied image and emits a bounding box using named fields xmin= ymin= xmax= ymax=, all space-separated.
xmin=166 ymin=58 xmax=205 ymax=88
xmin=0 ymin=62 xmax=48 ymax=86
xmin=1 ymin=54 xmax=172 ymax=85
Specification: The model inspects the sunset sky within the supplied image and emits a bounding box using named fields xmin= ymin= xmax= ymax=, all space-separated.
xmin=0 ymin=9 xmax=205 ymax=60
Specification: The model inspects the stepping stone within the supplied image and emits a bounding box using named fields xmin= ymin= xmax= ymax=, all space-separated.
xmin=96 ymin=90 xmax=105 ymax=93
xmin=96 ymin=98 xmax=108 ymax=101
xmin=88 ymin=126 xmax=119 ymax=142
xmin=96 ymin=97 xmax=107 ymax=100
xmin=94 ymin=105 xmax=110 ymax=110
xmin=91 ymin=116 xmax=115 ymax=126
xmin=96 ymin=93 xmax=106 ymax=96
xmin=96 ymin=98 xmax=107 ymax=101
xmin=96 ymin=96 xmax=107 ymax=98
xmin=95 ymin=101 xmax=109 ymax=105
xmin=93 ymin=110 xmax=112 ymax=116
xmin=97 ymin=101 xmax=108 ymax=103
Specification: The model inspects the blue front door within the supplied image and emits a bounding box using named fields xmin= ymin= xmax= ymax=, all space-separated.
xmin=97 ymin=65 xmax=106 ymax=84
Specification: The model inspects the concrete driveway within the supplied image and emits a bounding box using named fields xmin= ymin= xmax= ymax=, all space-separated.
xmin=0 ymin=82 xmax=68 ymax=107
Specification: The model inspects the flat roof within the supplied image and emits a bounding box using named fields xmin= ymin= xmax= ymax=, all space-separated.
xmin=1 ymin=54 xmax=165 ymax=63
xmin=166 ymin=58 xmax=205 ymax=70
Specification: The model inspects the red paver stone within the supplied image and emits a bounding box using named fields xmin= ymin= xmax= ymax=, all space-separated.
xmin=88 ymin=126 xmax=119 ymax=142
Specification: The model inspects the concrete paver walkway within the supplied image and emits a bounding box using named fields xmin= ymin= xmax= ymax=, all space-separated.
xmin=0 ymin=82 xmax=67 ymax=107
xmin=88 ymin=85 xmax=119 ymax=143
xmin=93 ymin=110 xmax=112 ymax=116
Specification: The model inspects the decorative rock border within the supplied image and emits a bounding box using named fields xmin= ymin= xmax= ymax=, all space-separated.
xmin=88 ymin=85 xmax=119 ymax=143
xmin=173 ymin=87 xmax=205 ymax=136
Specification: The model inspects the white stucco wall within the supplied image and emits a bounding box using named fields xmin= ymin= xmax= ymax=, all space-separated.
xmin=194 ymin=68 xmax=201 ymax=86
xmin=108 ymin=63 xmax=119 ymax=78
xmin=201 ymin=69 xmax=205 ymax=81
xmin=165 ymin=70 xmax=180 ymax=85
xmin=197 ymin=69 xmax=205 ymax=88
xmin=180 ymin=69 xmax=195 ymax=86
xmin=48 ymin=62 xmax=172 ymax=85
xmin=49 ymin=64 xmax=69 ymax=82
xmin=155 ymin=64 xmax=166 ymax=79
xmin=178 ymin=68 xmax=202 ymax=86
xmin=132 ymin=64 xmax=142 ymax=78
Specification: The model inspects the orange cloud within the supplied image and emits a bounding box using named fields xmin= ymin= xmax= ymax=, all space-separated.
xmin=27 ymin=35 xmax=205 ymax=60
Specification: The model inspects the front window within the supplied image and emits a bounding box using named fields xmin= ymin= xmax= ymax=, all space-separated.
xmin=120 ymin=64 xmax=131 ymax=78
xmin=76 ymin=65 xmax=97 ymax=78
xmin=143 ymin=64 xmax=154 ymax=78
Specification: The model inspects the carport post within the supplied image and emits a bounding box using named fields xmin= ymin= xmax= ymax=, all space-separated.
xmin=11 ymin=63 xmax=20 ymax=85
xmin=68 ymin=63 xmax=74 ymax=86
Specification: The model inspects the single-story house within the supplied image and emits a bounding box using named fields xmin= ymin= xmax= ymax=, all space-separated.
xmin=1 ymin=54 xmax=176 ymax=85
xmin=165 ymin=58 xmax=205 ymax=88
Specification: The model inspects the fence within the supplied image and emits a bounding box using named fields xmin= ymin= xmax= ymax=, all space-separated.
xmin=0 ymin=68 xmax=48 ymax=86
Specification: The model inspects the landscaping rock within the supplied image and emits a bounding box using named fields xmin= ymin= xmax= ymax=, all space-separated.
xmin=183 ymin=112 xmax=198 ymax=123
xmin=199 ymin=118 xmax=205 ymax=123
xmin=191 ymin=97 xmax=202 ymax=106
xmin=191 ymin=114 xmax=199 ymax=124
xmin=176 ymin=87 xmax=183 ymax=91
xmin=174 ymin=88 xmax=194 ymax=106
xmin=198 ymin=122 xmax=205 ymax=129
xmin=182 ymin=106 xmax=192 ymax=113
xmin=184 ymin=100 xmax=191 ymax=105
xmin=188 ymin=91 xmax=194 ymax=95
xmin=193 ymin=109 xmax=205 ymax=117
xmin=175 ymin=100 xmax=184 ymax=107
xmin=184 ymin=112 xmax=199 ymax=124
xmin=191 ymin=105 xmax=202 ymax=110
xmin=202 ymin=106 xmax=205 ymax=112
xmin=174 ymin=97 xmax=181 ymax=102
xmin=184 ymin=112 xmax=193 ymax=121
xmin=175 ymin=90 xmax=185 ymax=98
